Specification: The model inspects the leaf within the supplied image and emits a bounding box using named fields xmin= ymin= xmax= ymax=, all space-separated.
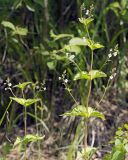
xmin=64 ymin=45 xmax=81 ymax=54
xmin=12 ymin=27 xmax=28 ymax=36
xmin=25 ymin=0 xmax=35 ymax=12
xmin=69 ymin=37 xmax=88 ymax=46
xmin=47 ymin=61 xmax=56 ymax=70
xmin=89 ymin=70 xmax=107 ymax=80
xmin=63 ymin=105 xmax=105 ymax=120
xmin=14 ymin=134 xmax=44 ymax=147
xmin=111 ymin=151 xmax=123 ymax=160
xmin=87 ymin=40 xmax=104 ymax=50
xmin=14 ymin=82 xmax=32 ymax=90
xmin=125 ymin=144 xmax=128 ymax=152
xmin=1 ymin=21 xmax=15 ymax=30
xmin=50 ymin=30 xmax=73 ymax=41
xmin=79 ymin=17 xmax=94 ymax=26
xmin=74 ymin=70 xmax=107 ymax=81
xmin=10 ymin=97 xmax=40 ymax=107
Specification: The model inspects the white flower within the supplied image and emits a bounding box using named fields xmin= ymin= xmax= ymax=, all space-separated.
xmin=8 ymin=83 xmax=12 ymax=87
xmin=43 ymin=87 xmax=46 ymax=91
xmin=110 ymin=75 xmax=114 ymax=80
xmin=58 ymin=77 xmax=61 ymax=80
xmin=113 ymin=51 xmax=118 ymax=57
xmin=120 ymin=20 xmax=123 ymax=26
xmin=108 ymin=53 xmax=112 ymax=58
xmin=110 ymin=49 xmax=112 ymax=52
xmin=64 ymin=79 xmax=68 ymax=83
xmin=85 ymin=10 xmax=89 ymax=15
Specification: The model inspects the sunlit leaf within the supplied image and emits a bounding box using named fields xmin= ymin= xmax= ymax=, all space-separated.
xmin=64 ymin=45 xmax=81 ymax=54
xmin=47 ymin=61 xmax=56 ymax=70
xmin=69 ymin=37 xmax=88 ymax=46
xmin=1 ymin=21 xmax=15 ymax=30
xmin=50 ymin=30 xmax=73 ymax=41
xmin=25 ymin=0 xmax=35 ymax=12
xmin=87 ymin=40 xmax=104 ymax=50
xmin=14 ymin=82 xmax=32 ymax=90
xmin=14 ymin=134 xmax=44 ymax=147
xmin=63 ymin=105 xmax=105 ymax=120
xmin=79 ymin=17 xmax=94 ymax=26
xmin=74 ymin=70 xmax=107 ymax=81
xmin=12 ymin=27 xmax=28 ymax=36
xmin=10 ymin=97 xmax=40 ymax=107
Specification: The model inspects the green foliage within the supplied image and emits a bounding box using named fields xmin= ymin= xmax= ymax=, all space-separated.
xmin=63 ymin=105 xmax=105 ymax=120
xmin=14 ymin=134 xmax=44 ymax=147
xmin=10 ymin=97 xmax=40 ymax=107
xmin=103 ymin=124 xmax=128 ymax=160
xmin=74 ymin=70 xmax=107 ymax=81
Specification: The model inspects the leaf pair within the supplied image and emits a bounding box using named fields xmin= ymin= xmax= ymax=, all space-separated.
xmin=10 ymin=97 xmax=40 ymax=107
xmin=63 ymin=105 xmax=105 ymax=120
xmin=74 ymin=70 xmax=107 ymax=81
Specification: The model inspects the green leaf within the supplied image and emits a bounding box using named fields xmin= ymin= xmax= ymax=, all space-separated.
xmin=111 ymin=151 xmax=123 ymax=160
xmin=47 ymin=61 xmax=56 ymax=70
xmin=79 ymin=17 xmax=94 ymax=26
xmin=69 ymin=37 xmax=88 ymax=46
xmin=25 ymin=0 xmax=35 ymax=12
xmin=10 ymin=97 xmax=40 ymax=107
xmin=14 ymin=134 xmax=44 ymax=147
xmin=50 ymin=30 xmax=73 ymax=41
xmin=1 ymin=21 xmax=15 ymax=30
xmin=14 ymin=82 xmax=32 ymax=90
xmin=64 ymin=45 xmax=81 ymax=54
xmin=87 ymin=40 xmax=104 ymax=50
xmin=125 ymin=144 xmax=128 ymax=152
xmin=74 ymin=70 xmax=107 ymax=81
xmin=63 ymin=106 xmax=105 ymax=120
xmin=12 ymin=27 xmax=28 ymax=36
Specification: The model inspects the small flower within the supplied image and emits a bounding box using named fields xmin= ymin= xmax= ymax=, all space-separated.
xmin=108 ymin=53 xmax=112 ymax=58
xmin=8 ymin=83 xmax=12 ymax=87
xmin=43 ymin=87 xmax=46 ymax=91
xmin=64 ymin=79 xmax=68 ymax=83
xmin=58 ymin=77 xmax=61 ymax=80
xmin=110 ymin=49 xmax=112 ymax=52
xmin=120 ymin=20 xmax=123 ymax=26
xmin=110 ymin=75 xmax=114 ymax=80
xmin=113 ymin=51 xmax=118 ymax=57
xmin=85 ymin=10 xmax=89 ymax=15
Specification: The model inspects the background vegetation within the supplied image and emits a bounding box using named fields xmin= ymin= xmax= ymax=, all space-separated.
xmin=0 ymin=0 xmax=128 ymax=159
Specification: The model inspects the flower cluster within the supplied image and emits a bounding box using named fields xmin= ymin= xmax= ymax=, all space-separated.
xmin=108 ymin=45 xmax=119 ymax=59
xmin=81 ymin=3 xmax=94 ymax=18
xmin=58 ymin=71 xmax=69 ymax=84
xmin=35 ymin=82 xmax=47 ymax=92
xmin=4 ymin=79 xmax=12 ymax=91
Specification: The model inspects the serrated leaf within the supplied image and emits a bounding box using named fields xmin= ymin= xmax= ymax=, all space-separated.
xmin=69 ymin=37 xmax=88 ymax=46
xmin=10 ymin=97 xmax=40 ymax=107
xmin=74 ymin=70 xmax=107 ymax=81
xmin=79 ymin=17 xmax=94 ymax=26
xmin=14 ymin=82 xmax=32 ymax=90
xmin=1 ymin=21 xmax=15 ymax=30
xmin=12 ymin=27 xmax=28 ymax=36
xmin=50 ymin=30 xmax=73 ymax=41
xmin=63 ymin=106 xmax=105 ymax=120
